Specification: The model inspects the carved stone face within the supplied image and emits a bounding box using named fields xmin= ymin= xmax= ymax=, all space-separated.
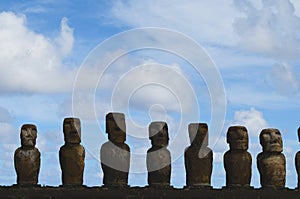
xmin=106 ymin=112 xmax=126 ymax=143
xmin=188 ymin=123 xmax=208 ymax=147
xmin=63 ymin=118 xmax=81 ymax=144
xmin=227 ymin=126 xmax=248 ymax=150
xmin=149 ymin=122 xmax=169 ymax=147
xmin=21 ymin=124 xmax=37 ymax=147
xmin=260 ymin=128 xmax=283 ymax=153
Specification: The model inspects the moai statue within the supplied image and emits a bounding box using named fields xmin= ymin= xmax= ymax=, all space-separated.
xmin=147 ymin=121 xmax=171 ymax=188
xmin=100 ymin=112 xmax=130 ymax=187
xmin=59 ymin=118 xmax=85 ymax=186
xmin=223 ymin=126 xmax=252 ymax=188
xmin=14 ymin=124 xmax=41 ymax=186
xmin=257 ymin=128 xmax=286 ymax=189
xmin=295 ymin=127 xmax=300 ymax=188
xmin=184 ymin=123 xmax=213 ymax=188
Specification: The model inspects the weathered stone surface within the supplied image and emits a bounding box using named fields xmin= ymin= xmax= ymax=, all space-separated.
xmin=295 ymin=127 xmax=300 ymax=188
xmin=14 ymin=124 xmax=41 ymax=186
xmin=257 ymin=128 xmax=286 ymax=188
xmin=147 ymin=121 xmax=171 ymax=187
xmin=185 ymin=123 xmax=212 ymax=187
xmin=224 ymin=126 xmax=252 ymax=187
xmin=296 ymin=152 xmax=300 ymax=188
xmin=101 ymin=112 xmax=130 ymax=187
xmin=59 ymin=118 xmax=85 ymax=186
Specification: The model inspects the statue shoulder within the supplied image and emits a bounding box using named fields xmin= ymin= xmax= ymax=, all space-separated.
xmin=122 ymin=143 xmax=130 ymax=152
xmin=257 ymin=152 xmax=264 ymax=160
xmin=33 ymin=147 xmax=41 ymax=156
xmin=14 ymin=147 xmax=23 ymax=156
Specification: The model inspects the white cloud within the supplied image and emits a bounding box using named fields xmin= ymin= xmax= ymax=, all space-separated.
xmin=0 ymin=107 xmax=18 ymax=185
xmin=268 ymin=63 xmax=300 ymax=96
xmin=55 ymin=17 xmax=74 ymax=58
xmin=59 ymin=93 xmax=112 ymax=120
xmin=110 ymin=0 xmax=300 ymax=62
xmin=70 ymin=57 xmax=200 ymax=121
xmin=205 ymin=45 xmax=275 ymax=69
xmin=23 ymin=6 xmax=48 ymax=14
xmin=212 ymin=135 xmax=228 ymax=152
xmin=227 ymin=83 xmax=300 ymax=110
xmin=0 ymin=95 xmax=65 ymax=123
xmin=0 ymin=106 xmax=13 ymax=123
xmin=111 ymin=0 xmax=240 ymax=46
xmin=231 ymin=107 xmax=268 ymax=137
xmin=0 ymin=122 xmax=17 ymax=144
xmin=213 ymin=152 xmax=224 ymax=164
xmin=0 ymin=106 xmax=18 ymax=144
xmin=110 ymin=63 xmax=198 ymax=116
xmin=291 ymin=0 xmax=300 ymax=17
xmin=0 ymin=12 xmax=75 ymax=94
xmin=233 ymin=0 xmax=300 ymax=60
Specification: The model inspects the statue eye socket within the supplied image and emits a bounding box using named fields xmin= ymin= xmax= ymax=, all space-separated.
xmin=262 ymin=134 xmax=270 ymax=139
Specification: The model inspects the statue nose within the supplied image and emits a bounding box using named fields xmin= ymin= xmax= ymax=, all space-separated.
xmin=70 ymin=129 xmax=77 ymax=134
xmin=270 ymin=132 xmax=279 ymax=142
xmin=25 ymin=129 xmax=33 ymax=136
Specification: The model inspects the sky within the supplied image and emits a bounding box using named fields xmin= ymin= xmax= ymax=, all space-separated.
xmin=0 ymin=0 xmax=300 ymax=188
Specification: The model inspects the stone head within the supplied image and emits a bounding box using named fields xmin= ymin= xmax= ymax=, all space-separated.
xmin=188 ymin=123 xmax=208 ymax=147
xmin=149 ymin=121 xmax=169 ymax=147
xmin=20 ymin=124 xmax=37 ymax=147
xmin=227 ymin=126 xmax=248 ymax=150
xmin=63 ymin=117 xmax=81 ymax=144
xmin=106 ymin=112 xmax=126 ymax=143
xmin=259 ymin=128 xmax=283 ymax=153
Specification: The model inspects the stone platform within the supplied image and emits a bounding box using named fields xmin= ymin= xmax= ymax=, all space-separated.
xmin=0 ymin=186 xmax=299 ymax=199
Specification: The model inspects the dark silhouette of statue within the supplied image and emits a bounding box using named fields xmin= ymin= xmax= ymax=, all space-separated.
xmin=257 ymin=128 xmax=286 ymax=189
xmin=184 ymin=123 xmax=212 ymax=188
xmin=101 ymin=112 xmax=130 ymax=187
xmin=224 ymin=126 xmax=252 ymax=188
xmin=147 ymin=121 xmax=171 ymax=188
xmin=59 ymin=118 xmax=85 ymax=186
xmin=14 ymin=124 xmax=40 ymax=186
xmin=295 ymin=127 xmax=300 ymax=188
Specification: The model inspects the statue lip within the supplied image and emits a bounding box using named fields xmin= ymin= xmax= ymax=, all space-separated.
xmin=23 ymin=138 xmax=34 ymax=141
xmin=69 ymin=130 xmax=79 ymax=135
xmin=269 ymin=143 xmax=281 ymax=147
xmin=235 ymin=140 xmax=247 ymax=144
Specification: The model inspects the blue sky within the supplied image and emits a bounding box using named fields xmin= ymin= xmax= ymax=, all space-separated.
xmin=0 ymin=0 xmax=300 ymax=188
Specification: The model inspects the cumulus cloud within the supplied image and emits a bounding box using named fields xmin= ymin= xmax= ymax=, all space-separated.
xmin=111 ymin=0 xmax=300 ymax=60
xmin=55 ymin=17 xmax=74 ymax=58
xmin=231 ymin=107 xmax=268 ymax=137
xmin=70 ymin=54 xmax=200 ymax=120
xmin=233 ymin=0 xmax=300 ymax=60
xmin=109 ymin=63 xmax=198 ymax=116
xmin=0 ymin=12 xmax=75 ymax=94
